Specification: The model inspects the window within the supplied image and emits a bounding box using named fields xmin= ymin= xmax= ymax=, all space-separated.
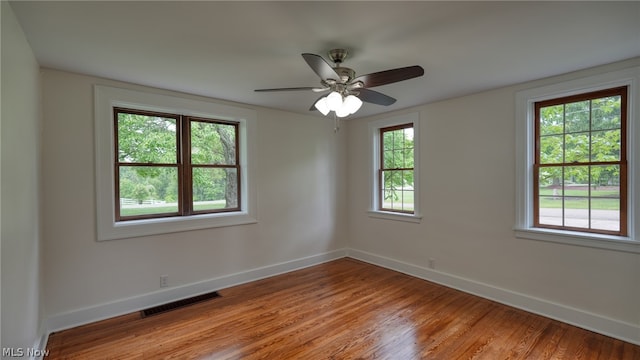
xmin=95 ymin=85 xmax=257 ymax=241
xmin=369 ymin=112 xmax=421 ymax=222
xmin=379 ymin=123 xmax=415 ymax=213
xmin=534 ymin=87 xmax=627 ymax=236
xmin=114 ymin=108 xmax=240 ymax=221
xmin=515 ymin=66 xmax=639 ymax=253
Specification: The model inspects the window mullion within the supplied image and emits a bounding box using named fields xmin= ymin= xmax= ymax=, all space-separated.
xmin=180 ymin=116 xmax=191 ymax=216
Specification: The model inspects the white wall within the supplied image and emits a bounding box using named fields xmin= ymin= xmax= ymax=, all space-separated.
xmin=1 ymin=1 xmax=43 ymax=351
xmin=39 ymin=69 xmax=348 ymax=326
xmin=346 ymin=58 xmax=640 ymax=343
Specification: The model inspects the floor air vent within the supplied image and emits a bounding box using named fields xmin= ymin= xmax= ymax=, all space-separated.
xmin=141 ymin=291 xmax=221 ymax=318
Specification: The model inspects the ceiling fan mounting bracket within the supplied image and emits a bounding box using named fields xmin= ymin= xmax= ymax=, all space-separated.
xmin=328 ymin=48 xmax=348 ymax=65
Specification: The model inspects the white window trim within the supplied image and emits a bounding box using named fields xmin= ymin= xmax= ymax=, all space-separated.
xmin=514 ymin=66 xmax=640 ymax=253
xmin=368 ymin=112 xmax=422 ymax=223
xmin=94 ymin=85 xmax=257 ymax=241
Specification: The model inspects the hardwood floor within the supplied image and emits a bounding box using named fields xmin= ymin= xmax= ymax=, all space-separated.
xmin=46 ymin=258 xmax=640 ymax=359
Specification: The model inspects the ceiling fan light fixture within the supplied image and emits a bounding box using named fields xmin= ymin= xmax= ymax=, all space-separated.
xmin=326 ymin=91 xmax=343 ymax=112
xmin=335 ymin=105 xmax=351 ymax=118
xmin=343 ymin=94 xmax=362 ymax=114
xmin=317 ymin=92 xmax=363 ymax=118
xmin=314 ymin=97 xmax=330 ymax=116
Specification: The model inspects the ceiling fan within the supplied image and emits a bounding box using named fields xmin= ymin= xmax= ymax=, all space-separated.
xmin=255 ymin=49 xmax=424 ymax=118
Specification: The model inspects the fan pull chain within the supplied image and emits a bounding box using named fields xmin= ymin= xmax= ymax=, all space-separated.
xmin=333 ymin=114 xmax=341 ymax=133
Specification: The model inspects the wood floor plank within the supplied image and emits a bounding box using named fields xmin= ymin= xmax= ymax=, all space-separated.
xmin=45 ymin=258 xmax=640 ymax=359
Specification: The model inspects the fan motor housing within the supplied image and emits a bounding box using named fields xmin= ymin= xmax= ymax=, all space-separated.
xmin=334 ymin=67 xmax=355 ymax=83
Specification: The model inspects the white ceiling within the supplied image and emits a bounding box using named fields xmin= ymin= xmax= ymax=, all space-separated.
xmin=9 ymin=1 xmax=640 ymax=119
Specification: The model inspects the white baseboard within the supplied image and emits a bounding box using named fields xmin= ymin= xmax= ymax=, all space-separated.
xmin=347 ymin=248 xmax=640 ymax=346
xmin=43 ymin=249 xmax=348 ymax=336
xmin=24 ymin=331 xmax=51 ymax=360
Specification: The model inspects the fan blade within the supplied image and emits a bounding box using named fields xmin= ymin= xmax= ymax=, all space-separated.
xmin=357 ymin=88 xmax=397 ymax=106
xmin=255 ymin=87 xmax=323 ymax=92
xmin=302 ymin=53 xmax=341 ymax=81
xmin=352 ymin=65 xmax=424 ymax=88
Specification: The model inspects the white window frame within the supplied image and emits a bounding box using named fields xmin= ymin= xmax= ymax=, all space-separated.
xmin=95 ymin=85 xmax=257 ymax=241
xmin=514 ymin=66 xmax=640 ymax=253
xmin=368 ymin=112 xmax=422 ymax=223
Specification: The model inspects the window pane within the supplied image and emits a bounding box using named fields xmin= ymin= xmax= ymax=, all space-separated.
xmin=382 ymin=189 xmax=394 ymax=209
xmin=538 ymin=168 xmax=564 ymax=226
xmin=399 ymin=190 xmax=414 ymax=212
xmin=403 ymin=127 xmax=414 ymax=149
xmin=390 ymin=149 xmax=405 ymax=169
xmin=383 ymin=131 xmax=395 ymax=151
xmin=565 ymin=132 xmax=589 ymax=163
xmin=403 ymin=147 xmax=414 ymax=168
xmin=384 ymin=140 xmax=414 ymax=169
xmin=591 ymin=165 xmax=620 ymax=193
xmin=117 ymin=112 xmax=177 ymax=163
xmin=563 ymin=165 xmax=589 ymax=228
xmin=191 ymin=121 xmax=237 ymax=165
xmin=564 ymin=207 xmax=589 ymax=229
xmin=402 ymin=169 xmax=414 ymax=191
xmin=381 ymin=169 xmax=413 ymax=212
xmin=538 ymin=203 xmax=562 ymax=227
xmin=382 ymin=170 xmax=401 ymax=190
xmin=393 ymin=130 xmax=402 ymax=150
xmin=381 ymin=170 xmax=400 ymax=209
xmin=539 ymin=166 xmax=563 ymax=196
xmin=591 ymin=199 xmax=620 ymax=232
xmin=591 ymin=130 xmax=620 ymax=161
xmin=383 ymin=150 xmax=394 ymax=168
xmin=564 ymin=165 xmax=589 ymax=188
xmin=118 ymin=166 xmax=178 ymax=217
xmin=539 ymin=105 xmax=564 ymax=136
xmin=382 ymin=127 xmax=414 ymax=167
xmin=565 ymin=100 xmax=589 ymax=133
xmin=192 ymin=167 xmax=238 ymax=211
xmin=539 ymin=135 xmax=563 ymax=164
xmin=592 ymin=96 xmax=621 ymax=131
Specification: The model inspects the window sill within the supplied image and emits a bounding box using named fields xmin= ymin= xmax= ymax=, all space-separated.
xmin=368 ymin=210 xmax=422 ymax=223
xmin=98 ymin=212 xmax=258 ymax=241
xmin=514 ymin=227 xmax=640 ymax=254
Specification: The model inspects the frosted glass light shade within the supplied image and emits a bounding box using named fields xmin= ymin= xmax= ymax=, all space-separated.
xmin=314 ymin=97 xmax=330 ymax=116
xmin=335 ymin=105 xmax=350 ymax=118
xmin=343 ymin=95 xmax=362 ymax=114
xmin=326 ymin=91 xmax=343 ymax=111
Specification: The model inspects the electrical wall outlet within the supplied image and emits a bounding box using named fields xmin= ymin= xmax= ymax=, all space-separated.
xmin=160 ymin=275 xmax=169 ymax=288
xmin=428 ymin=258 xmax=436 ymax=270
